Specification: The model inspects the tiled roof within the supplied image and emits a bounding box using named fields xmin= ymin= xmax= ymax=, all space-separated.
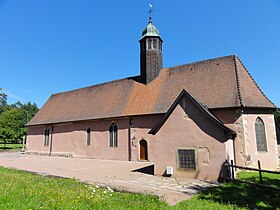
xmin=27 ymin=55 xmax=275 ymax=126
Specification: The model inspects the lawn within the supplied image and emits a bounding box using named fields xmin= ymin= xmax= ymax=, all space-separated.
xmin=0 ymin=143 xmax=22 ymax=151
xmin=0 ymin=167 xmax=167 ymax=210
xmin=0 ymin=167 xmax=279 ymax=209
xmin=237 ymin=171 xmax=280 ymax=188
xmin=175 ymin=171 xmax=280 ymax=209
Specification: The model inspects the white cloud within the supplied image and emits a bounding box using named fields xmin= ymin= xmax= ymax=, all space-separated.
xmin=2 ymin=88 xmax=24 ymax=102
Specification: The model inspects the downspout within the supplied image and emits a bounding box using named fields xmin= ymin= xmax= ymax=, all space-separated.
xmin=232 ymin=134 xmax=237 ymax=171
xmin=49 ymin=125 xmax=54 ymax=156
xmin=128 ymin=118 xmax=132 ymax=161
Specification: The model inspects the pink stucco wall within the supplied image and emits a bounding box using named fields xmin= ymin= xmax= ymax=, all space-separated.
xmin=242 ymin=114 xmax=278 ymax=170
xmin=27 ymin=125 xmax=50 ymax=154
xmin=131 ymin=96 xmax=232 ymax=181
xmin=212 ymin=109 xmax=279 ymax=170
xmin=27 ymin=118 xmax=130 ymax=161
xmin=27 ymin=96 xmax=236 ymax=181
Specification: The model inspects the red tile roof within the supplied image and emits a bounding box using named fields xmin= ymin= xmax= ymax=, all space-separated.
xmin=27 ymin=55 xmax=275 ymax=126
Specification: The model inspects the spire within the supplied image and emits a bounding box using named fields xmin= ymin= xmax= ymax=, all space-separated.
xmin=148 ymin=3 xmax=153 ymax=23
xmin=139 ymin=4 xmax=163 ymax=84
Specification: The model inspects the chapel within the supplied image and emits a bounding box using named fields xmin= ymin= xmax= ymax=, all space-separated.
xmin=27 ymin=16 xmax=279 ymax=181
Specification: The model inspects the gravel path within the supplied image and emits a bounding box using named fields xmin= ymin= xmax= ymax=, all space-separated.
xmin=0 ymin=152 xmax=218 ymax=205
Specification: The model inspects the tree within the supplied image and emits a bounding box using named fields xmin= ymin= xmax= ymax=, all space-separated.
xmin=10 ymin=101 xmax=39 ymax=122
xmin=0 ymin=89 xmax=39 ymax=144
xmin=0 ymin=108 xmax=27 ymax=143
xmin=0 ymin=88 xmax=7 ymax=113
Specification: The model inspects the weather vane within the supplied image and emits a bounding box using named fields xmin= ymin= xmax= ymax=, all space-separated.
xmin=148 ymin=3 xmax=153 ymax=22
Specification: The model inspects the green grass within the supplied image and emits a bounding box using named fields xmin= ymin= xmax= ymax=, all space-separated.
xmin=0 ymin=143 xmax=22 ymax=151
xmin=178 ymin=181 xmax=280 ymax=209
xmin=175 ymin=171 xmax=280 ymax=209
xmin=237 ymin=171 xmax=280 ymax=188
xmin=0 ymin=167 xmax=279 ymax=209
xmin=0 ymin=167 xmax=168 ymax=210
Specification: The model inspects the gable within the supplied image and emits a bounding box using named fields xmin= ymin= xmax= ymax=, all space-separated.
xmin=149 ymin=90 xmax=236 ymax=140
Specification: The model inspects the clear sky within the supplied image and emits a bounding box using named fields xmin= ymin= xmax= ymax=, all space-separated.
xmin=0 ymin=0 xmax=279 ymax=108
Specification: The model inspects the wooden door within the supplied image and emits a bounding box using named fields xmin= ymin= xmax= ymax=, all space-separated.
xmin=140 ymin=139 xmax=148 ymax=160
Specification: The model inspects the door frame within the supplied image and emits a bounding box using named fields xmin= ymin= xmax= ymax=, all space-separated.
xmin=139 ymin=139 xmax=149 ymax=161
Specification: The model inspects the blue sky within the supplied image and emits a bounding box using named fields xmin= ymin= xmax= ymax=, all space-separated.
xmin=0 ymin=0 xmax=279 ymax=108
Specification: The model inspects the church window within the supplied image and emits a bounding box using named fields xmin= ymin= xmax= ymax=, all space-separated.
xmin=109 ymin=122 xmax=118 ymax=147
xmin=86 ymin=128 xmax=91 ymax=146
xmin=44 ymin=128 xmax=50 ymax=146
xmin=255 ymin=117 xmax=267 ymax=152
xmin=177 ymin=149 xmax=196 ymax=170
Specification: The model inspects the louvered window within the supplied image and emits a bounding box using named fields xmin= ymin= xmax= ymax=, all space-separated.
xmin=153 ymin=39 xmax=157 ymax=49
xmin=147 ymin=39 xmax=152 ymax=49
xmin=255 ymin=117 xmax=267 ymax=152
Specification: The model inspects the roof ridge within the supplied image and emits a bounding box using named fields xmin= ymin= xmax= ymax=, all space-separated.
xmin=162 ymin=54 xmax=236 ymax=72
xmin=233 ymin=55 xmax=243 ymax=106
xmin=235 ymin=56 xmax=276 ymax=107
xmin=52 ymin=76 xmax=138 ymax=96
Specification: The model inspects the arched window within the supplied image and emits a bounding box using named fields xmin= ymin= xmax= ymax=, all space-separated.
xmin=255 ymin=117 xmax=267 ymax=152
xmin=139 ymin=139 xmax=148 ymax=161
xmin=44 ymin=128 xmax=50 ymax=146
xmin=86 ymin=128 xmax=91 ymax=146
xmin=109 ymin=122 xmax=118 ymax=147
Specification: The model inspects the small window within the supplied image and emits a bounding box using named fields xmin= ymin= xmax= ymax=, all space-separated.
xmin=152 ymin=39 xmax=157 ymax=49
xmin=177 ymin=149 xmax=196 ymax=170
xmin=44 ymin=128 xmax=50 ymax=146
xmin=86 ymin=128 xmax=91 ymax=146
xmin=147 ymin=39 xmax=152 ymax=49
xmin=255 ymin=117 xmax=267 ymax=152
xmin=109 ymin=122 xmax=118 ymax=147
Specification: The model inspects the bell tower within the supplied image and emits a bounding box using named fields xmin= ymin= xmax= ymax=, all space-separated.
xmin=139 ymin=16 xmax=163 ymax=84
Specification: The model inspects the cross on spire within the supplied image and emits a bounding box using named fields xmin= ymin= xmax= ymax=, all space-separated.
xmin=148 ymin=3 xmax=153 ymax=23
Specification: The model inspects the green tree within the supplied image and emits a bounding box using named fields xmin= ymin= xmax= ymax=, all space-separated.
xmin=10 ymin=101 xmax=39 ymax=122
xmin=0 ymin=108 xmax=27 ymax=143
xmin=0 ymin=88 xmax=39 ymax=144
xmin=0 ymin=88 xmax=7 ymax=113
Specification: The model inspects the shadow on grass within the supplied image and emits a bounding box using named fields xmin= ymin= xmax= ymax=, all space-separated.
xmin=0 ymin=147 xmax=13 ymax=150
xmin=196 ymin=181 xmax=280 ymax=209
xmin=237 ymin=176 xmax=280 ymax=189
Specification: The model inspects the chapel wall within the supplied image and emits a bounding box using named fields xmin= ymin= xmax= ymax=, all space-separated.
xmin=241 ymin=114 xmax=279 ymax=170
xmin=131 ymin=97 xmax=231 ymax=181
xmin=27 ymin=118 xmax=130 ymax=161
xmin=212 ymin=109 xmax=279 ymax=170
